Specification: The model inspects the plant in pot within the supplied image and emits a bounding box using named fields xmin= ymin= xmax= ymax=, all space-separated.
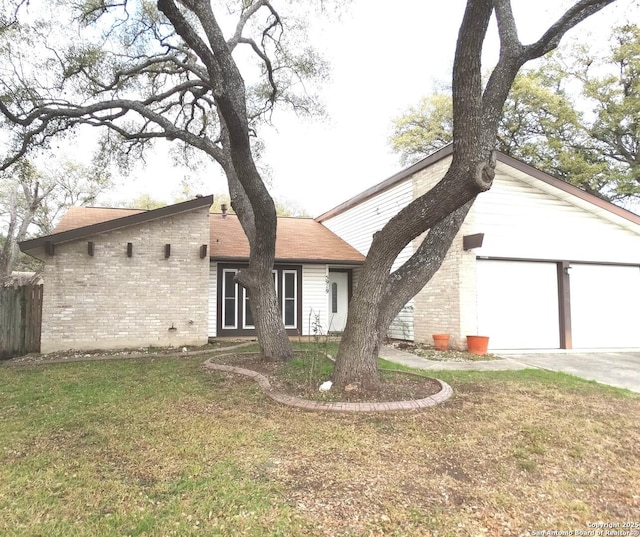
xmin=432 ymin=334 xmax=450 ymax=351
xmin=466 ymin=335 xmax=490 ymax=356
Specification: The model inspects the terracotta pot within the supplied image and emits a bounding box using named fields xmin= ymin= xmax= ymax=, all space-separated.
xmin=432 ymin=334 xmax=450 ymax=351
xmin=466 ymin=335 xmax=489 ymax=355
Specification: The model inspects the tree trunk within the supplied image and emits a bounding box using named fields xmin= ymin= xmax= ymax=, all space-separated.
xmin=157 ymin=0 xmax=294 ymax=361
xmin=331 ymin=160 xmax=484 ymax=389
xmin=332 ymin=200 xmax=474 ymax=388
xmin=331 ymin=299 xmax=382 ymax=389
xmin=237 ymin=267 xmax=293 ymax=361
xmin=374 ymin=201 xmax=474 ymax=346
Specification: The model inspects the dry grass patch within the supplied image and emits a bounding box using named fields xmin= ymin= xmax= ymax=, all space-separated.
xmin=1 ymin=356 xmax=638 ymax=536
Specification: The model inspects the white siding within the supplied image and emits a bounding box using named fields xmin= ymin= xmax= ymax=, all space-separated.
xmin=208 ymin=262 xmax=217 ymax=337
xmin=473 ymin=171 xmax=640 ymax=264
xmin=388 ymin=300 xmax=414 ymax=341
xmin=322 ymin=179 xmax=415 ymax=339
xmin=302 ymin=264 xmax=329 ymax=336
xmin=321 ymin=179 xmax=414 ymax=269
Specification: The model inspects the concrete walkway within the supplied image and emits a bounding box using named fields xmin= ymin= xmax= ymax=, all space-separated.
xmin=380 ymin=346 xmax=529 ymax=371
xmin=499 ymin=350 xmax=640 ymax=393
xmin=380 ymin=346 xmax=640 ymax=393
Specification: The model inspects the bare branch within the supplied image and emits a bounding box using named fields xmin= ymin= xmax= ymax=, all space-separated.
xmin=238 ymin=36 xmax=277 ymax=104
xmin=524 ymin=0 xmax=618 ymax=60
xmin=228 ymin=0 xmax=268 ymax=50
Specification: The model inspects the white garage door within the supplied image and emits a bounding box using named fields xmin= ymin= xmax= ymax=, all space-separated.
xmin=476 ymin=260 xmax=560 ymax=349
xmin=570 ymin=264 xmax=640 ymax=348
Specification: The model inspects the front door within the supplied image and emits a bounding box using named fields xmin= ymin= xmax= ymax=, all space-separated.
xmin=328 ymin=271 xmax=349 ymax=333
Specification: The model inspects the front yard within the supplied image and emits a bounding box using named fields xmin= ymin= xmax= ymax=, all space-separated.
xmin=1 ymin=349 xmax=638 ymax=536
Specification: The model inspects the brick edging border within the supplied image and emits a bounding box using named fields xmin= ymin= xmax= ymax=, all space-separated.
xmin=203 ymin=358 xmax=453 ymax=412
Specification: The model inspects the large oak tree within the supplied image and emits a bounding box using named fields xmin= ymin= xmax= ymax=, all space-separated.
xmin=1 ymin=0 xmax=330 ymax=360
xmin=331 ymin=0 xmax=619 ymax=388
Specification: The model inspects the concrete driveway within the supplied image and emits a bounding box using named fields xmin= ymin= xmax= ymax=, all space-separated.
xmin=499 ymin=351 xmax=640 ymax=393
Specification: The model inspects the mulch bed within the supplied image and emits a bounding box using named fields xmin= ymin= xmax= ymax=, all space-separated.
xmin=210 ymin=352 xmax=443 ymax=403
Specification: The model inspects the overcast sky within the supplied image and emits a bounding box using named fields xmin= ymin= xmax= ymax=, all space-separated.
xmin=101 ymin=0 xmax=637 ymax=216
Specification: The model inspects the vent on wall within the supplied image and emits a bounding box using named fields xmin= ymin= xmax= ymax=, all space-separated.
xmin=200 ymin=244 xmax=208 ymax=259
xmin=127 ymin=243 xmax=133 ymax=257
xmin=463 ymin=233 xmax=484 ymax=251
xmin=164 ymin=244 xmax=171 ymax=258
xmin=88 ymin=241 xmax=94 ymax=256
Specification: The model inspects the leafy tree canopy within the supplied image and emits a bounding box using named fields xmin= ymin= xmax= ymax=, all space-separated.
xmin=390 ymin=24 xmax=640 ymax=204
xmin=0 ymin=153 xmax=111 ymax=279
xmin=125 ymin=191 xmax=309 ymax=216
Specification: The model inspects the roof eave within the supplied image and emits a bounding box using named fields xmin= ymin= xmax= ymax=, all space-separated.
xmin=19 ymin=195 xmax=214 ymax=255
xmin=496 ymin=153 xmax=640 ymax=226
xmin=315 ymin=145 xmax=640 ymax=228
xmin=315 ymin=145 xmax=453 ymax=222
xmin=211 ymin=256 xmax=364 ymax=265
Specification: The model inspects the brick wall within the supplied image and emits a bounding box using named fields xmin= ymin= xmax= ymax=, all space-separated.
xmin=412 ymin=157 xmax=478 ymax=350
xmin=40 ymin=207 xmax=210 ymax=353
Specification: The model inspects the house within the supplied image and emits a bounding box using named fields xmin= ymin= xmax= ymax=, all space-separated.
xmin=19 ymin=145 xmax=640 ymax=354
xmin=317 ymin=145 xmax=640 ymax=350
xmin=19 ymin=196 xmax=364 ymax=353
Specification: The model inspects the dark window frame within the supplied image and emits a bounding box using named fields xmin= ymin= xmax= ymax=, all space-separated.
xmin=216 ymin=263 xmax=302 ymax=337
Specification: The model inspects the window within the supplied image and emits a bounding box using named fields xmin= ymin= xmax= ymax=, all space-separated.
xmin=331 ymin=282 xmax=338 ymax=313
xmin=218 ymin=265 xmax=299 ymax=334
xmin=222 ymin=269 xmax=238 ymax=329
xmin=243 ymin=288 xmax=254 ymax=328
xmin=282 ymin=270 xmax=297 ymax=328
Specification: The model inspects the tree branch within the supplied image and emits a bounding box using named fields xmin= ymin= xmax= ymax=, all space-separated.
xmin=524 ymin=0 xmax=617 ymax=60
xmin=375 ymin=201 xmax=473 ymax=340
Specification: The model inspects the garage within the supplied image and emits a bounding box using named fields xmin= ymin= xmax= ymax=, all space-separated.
xmin=476 ymin=259 xmax=560 ymax=350
xmin=569 ymin=263 xmax=640 ymax=348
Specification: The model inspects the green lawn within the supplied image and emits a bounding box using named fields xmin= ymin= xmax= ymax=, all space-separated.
xmin=1 ymin=351 xmax=638 ymax=536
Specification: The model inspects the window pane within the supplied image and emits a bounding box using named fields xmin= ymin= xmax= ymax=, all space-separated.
xmin=224 ymin=271 xmax=236 ymax=298
xmin=281 ymin=270 xmax=297 ymax=328
xmin=284 ymin=300 xmax=295 ymax=326
xmin=245 ymin=292 xmax=254 ymax=327
xmin=331 ymin=282 xmax=338 ymax=313
xmin=284 ymin=272 xmax=294 ymax=297
xmin=224 ymin=299 xmax=236 ymax=327
xmin=223 ymin=270 xmax=237 ymax=328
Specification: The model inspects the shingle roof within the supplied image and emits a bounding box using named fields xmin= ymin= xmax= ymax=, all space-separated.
xmin=19 ymin=196 xmax=215 ymax=255
xmin=53 ymin=207 xmax=145 ymax=233
xmin=22 ymin=199 xmax=364 ymax=264
xmin=209 ymin=213 xmax=364 ymax=263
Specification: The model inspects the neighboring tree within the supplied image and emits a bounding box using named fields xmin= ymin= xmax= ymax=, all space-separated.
xmin=0 ymin=0 xmax=329 ymax=361
xmin=390 ymin=24 xmax=640 ymax=204
xmin=124 ymin=191 xmax=309 ymax=215
xmin=581 ymin=24 xmax=640 ymax=201
xmin=0 ymin=0 xmax=619 ymax=388
xmin=125 ymin=194 xmax=170 ymax=210
xmin=0 ymin=157 xmax=111 ymax=281
xmin=210 ymin=192 xmax=309 ymax=216
xmin=390 ymin=93 xmax=455 ymax=165
xmin=0 ymin=160 xmax=50 ymax=281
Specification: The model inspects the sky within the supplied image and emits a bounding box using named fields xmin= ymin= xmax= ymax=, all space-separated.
xmin=97 ymin=0 xmax=638 ymax=217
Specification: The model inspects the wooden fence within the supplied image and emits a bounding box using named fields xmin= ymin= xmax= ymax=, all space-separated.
xmin=0 ymin=284 xmax=43 ymax=359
